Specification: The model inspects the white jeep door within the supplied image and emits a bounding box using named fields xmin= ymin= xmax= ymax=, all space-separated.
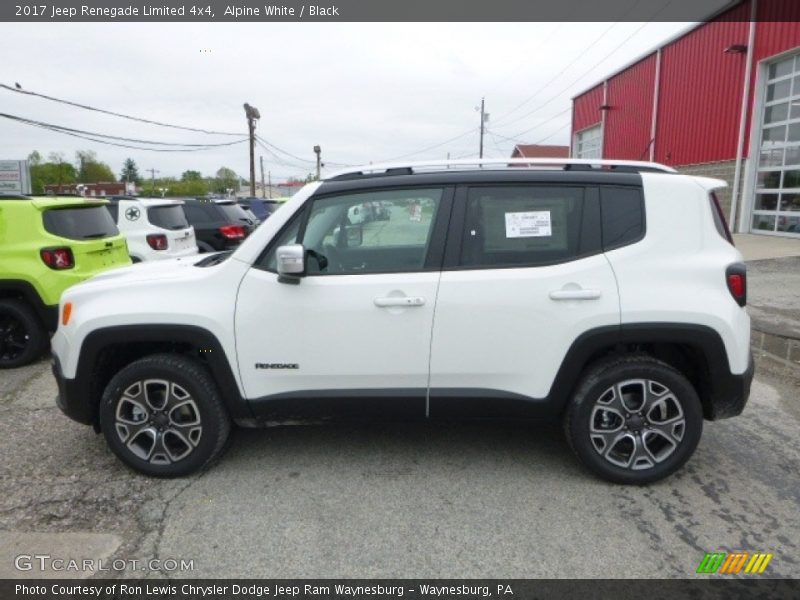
xmin=235 ymin=186 xmax=450 ymax=418
xmin=429 ymin=184 xmax=621 ymax=416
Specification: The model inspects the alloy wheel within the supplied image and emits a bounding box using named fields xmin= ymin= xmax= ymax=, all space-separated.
xmin=589 ymin=379 xmax=686 ymax=471
xmin=114 ymin=379 xmax=203 ymax=465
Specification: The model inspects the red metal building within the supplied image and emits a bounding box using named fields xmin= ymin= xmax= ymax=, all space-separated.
xmin=571 ymin=0 xmax=800 ymax=238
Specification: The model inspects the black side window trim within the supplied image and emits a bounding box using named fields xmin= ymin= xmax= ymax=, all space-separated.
xmin=255 ymin=185 xmax=455 ymax=275
xmin=443 ymin=183 xmax=607 ymax=271
xmin=599 ymin=185 xmax=647 ymax=252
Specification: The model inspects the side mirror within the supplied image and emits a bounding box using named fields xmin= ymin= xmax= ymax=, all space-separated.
xmin=276 ymin=244 xmax=305 ymax=283
xmin=345 ymin=224 xmax=363 ymax=247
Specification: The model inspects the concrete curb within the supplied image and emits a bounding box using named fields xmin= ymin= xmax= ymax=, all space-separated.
xmin=751 ymin=328 xmax=800 ymax=370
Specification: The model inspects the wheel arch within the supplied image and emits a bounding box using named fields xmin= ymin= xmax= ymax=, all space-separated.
xmin=74 ymin=324 xmax=252 ymax=430
xmin=0 ymin=280 xmax=55 ymax=331
xmin=550 ymin=323 xmax=734 ymax=420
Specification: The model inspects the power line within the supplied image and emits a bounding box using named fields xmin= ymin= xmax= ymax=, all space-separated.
xmin=2 ymin=113 xmax=248 ymax=153
xmin=375 ymin=127 xmax=480 ymax=162
xmin=490 ymin=19 xmax=626 ymax=127
xmin=0 ymin=82 xmax=242 ymax=136
xmin=491 ymin=0 xmax=644 ymax=127
xmin=492 ymin=0 xmax=673 ymax=132
xmin=492 ymin=22 xmax=565 ymax=91
xmin=255 ymin=135 xmax=316 ymax=164
xmin=255 ymin=137 xmax=310 ymax=170
xmin=489 ymin=107 xmax=572 ymax=144
xmin=0 ymin=113 xmax=248 ymax=147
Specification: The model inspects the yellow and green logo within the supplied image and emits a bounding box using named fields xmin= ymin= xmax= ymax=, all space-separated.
xmin=697 ymin=552 xmax=773 ymax=574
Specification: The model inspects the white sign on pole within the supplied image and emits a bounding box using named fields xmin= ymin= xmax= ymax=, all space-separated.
xmin=0 ymin=160 xmax=32 ymax=194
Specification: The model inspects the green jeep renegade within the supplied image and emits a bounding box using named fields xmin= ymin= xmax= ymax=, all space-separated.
xmin=0 ymin=196 xmax=131 ymax=368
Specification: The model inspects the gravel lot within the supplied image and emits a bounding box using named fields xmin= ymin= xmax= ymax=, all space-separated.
xmin=1 ymin=353 xmax=798 ymax=579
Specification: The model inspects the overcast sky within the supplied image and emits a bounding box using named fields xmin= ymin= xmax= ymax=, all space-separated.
xmin=1 ymin=7 xmax=730 ymax=182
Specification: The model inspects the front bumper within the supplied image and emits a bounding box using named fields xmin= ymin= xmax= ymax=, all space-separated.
xmin=708 ymin=352 xmax=754 ymax=420
xmin=52 ymin=354 xmax=94 ymax=426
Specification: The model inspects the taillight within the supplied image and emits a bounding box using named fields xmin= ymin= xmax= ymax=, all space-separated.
xmin=40 ymin=247 xmax=74 ymax=270
xmin=219 ymin=225 xmax=246 ymax=240
xmin=146 ymin=234 xmax=168 ymax=250
xmin=726 ymin=263 xmax=747 ymax=307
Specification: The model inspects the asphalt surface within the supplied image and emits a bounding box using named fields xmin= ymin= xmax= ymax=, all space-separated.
xmin=747 ymin=256 xmax=800 ymax=341
xmin=0 ymin=353 xmax=798 ymax=580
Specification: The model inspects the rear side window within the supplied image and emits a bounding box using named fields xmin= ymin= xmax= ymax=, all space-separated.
xmin=105 ymin=203 xmax=119 ymax=222
xmin=459 ymin=186 xmax=600 ymax=268
xmin=42 ymin=206 xmax=119 ymax=240
xmin=600 ymin=187 xmax=645 ymax=250
xmin=148 ymin=205 xmax=189 ymax=230
xmin=709 ymin=192 xmax=734 ymax=244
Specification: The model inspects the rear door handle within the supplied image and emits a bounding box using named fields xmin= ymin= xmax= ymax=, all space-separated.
xmin=374 ymin=296 xmax=426 ymax=307
xmin=549 ymin=289 xmax=601 ymax=300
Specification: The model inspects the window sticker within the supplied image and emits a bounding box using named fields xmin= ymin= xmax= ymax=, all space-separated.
xmin=505 ymin=210 xmax=552 ymax=238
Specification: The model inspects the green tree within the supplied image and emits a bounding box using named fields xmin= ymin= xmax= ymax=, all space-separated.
xmin=120 ymin=158 xmax=140 ymax=184
xmin=29 ymin=154 xmax=78 ymax=194
xmin=28 ymin=150 xmax=42 ymax=166
xmin=213 ymin=167 xmax=238 ymax=194
xmin=74 ymin=149 xmax=115 ymax=183
xmin=181 ymin=170 xmax=202 ymax=182
xmin=81 ymin=161 xmax=116 ymax=183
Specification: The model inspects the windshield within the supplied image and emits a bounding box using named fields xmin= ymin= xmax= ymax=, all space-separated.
xmin=148 ymin=205 xmax=190 ymax=230
xmin=42 ymin=206 xmax=119 ymax=240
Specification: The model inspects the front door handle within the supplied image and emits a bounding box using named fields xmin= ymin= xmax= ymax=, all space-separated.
xmin=549 ymin=289 xmax=601 ymax=300
xmin=374 ymin=296 xmax=426 ymax=307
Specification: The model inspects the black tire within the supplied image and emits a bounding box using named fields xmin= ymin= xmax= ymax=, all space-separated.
xmin=99 ymin=354 xmax=231 ymax=477
xmin=564 ymin=355 xmax=703 ymax=485
xmin=0 ymin=299 xmax=47 ymax=369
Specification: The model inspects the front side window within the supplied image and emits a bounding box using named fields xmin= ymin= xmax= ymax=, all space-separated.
xmin=459 ymin=186 xmax=598 ymax=268
xmin=261 ymin=188 xmax=443 ymax=275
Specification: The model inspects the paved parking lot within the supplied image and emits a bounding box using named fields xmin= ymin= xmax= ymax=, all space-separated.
xmin=1 ymin=354 xmax=798 ymax=579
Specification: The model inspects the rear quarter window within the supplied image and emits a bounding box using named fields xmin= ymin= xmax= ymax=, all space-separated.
xmin=148 ymin=205 xmax=189 ymax=230
xmin=42 ymin=206 xmax=119 ymax=240
xmin=709 ymin=192 xmax=734 ymax=244
xmin=105 ymin=203 xmax=119 ymax=223
xmin=600 ymin=187 xmax=645 ymax=250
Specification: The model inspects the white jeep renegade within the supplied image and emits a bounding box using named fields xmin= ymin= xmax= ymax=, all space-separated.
xmin=106 ymin=197 xmax=198 ymax=262
xmin=52 ymin=159 xmax=754 ymax=483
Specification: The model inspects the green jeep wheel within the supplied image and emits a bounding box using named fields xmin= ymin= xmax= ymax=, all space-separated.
xmin=0 ymin=299 xmax=47 ymax=368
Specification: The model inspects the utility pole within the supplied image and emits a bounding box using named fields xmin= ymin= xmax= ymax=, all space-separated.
xmin=479 ymin=97 xmax=486 ymax=159
xmin=267 ymin=171 xmax=272 ymax=199
xmin=259 ymin=156 xmax=266 ymax=198
xmin=244 ymin=103 xmax=260 ymax=197
xmin=313 ymin=145 xmax=321 ymax=180
xmin=146 ymin=168 xmax=159 ymax=196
